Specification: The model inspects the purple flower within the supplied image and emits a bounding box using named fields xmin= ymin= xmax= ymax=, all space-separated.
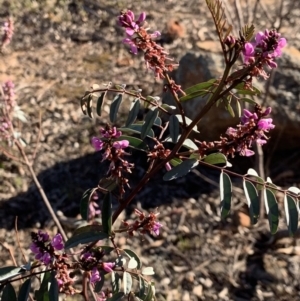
xmin=273 ymin=38 xmax=287 ymax=57
xmin=91 ymin=137 xmax=104 ymax=151
xmin=100 ymin=127 xmax=121 ymax=138
xmin=82 ymin=252 xmax=93 ymax=261
xmin=152 ymin=221 xmax=162 ymax=236
xmin=112 ymin=140 xmax=129 ymax=149
xmin=40 ymin=253 xmax=52 ymax=265
xmin=90 ymin=267 xmax=100 ymax=284
xmin=102 ymin=262 xmax=115 ymax=273
xmin=257 ymin=118 xmax=275 ymax=131
xmin=51 ymin=233 xmax=64 ymax=251
xmin=37 ymin=230 xmax=50 ymax=242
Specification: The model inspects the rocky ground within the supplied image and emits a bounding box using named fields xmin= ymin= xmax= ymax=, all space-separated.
xmin=1 ymin=0 xmax=300 ymax=300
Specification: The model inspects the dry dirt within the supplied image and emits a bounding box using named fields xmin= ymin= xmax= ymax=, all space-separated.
xmin=1 ymin=1 xmax=300 ymax=300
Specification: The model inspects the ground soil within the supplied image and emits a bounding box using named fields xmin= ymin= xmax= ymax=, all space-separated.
xmin=1 ymin=1 xmax=300 ymax=300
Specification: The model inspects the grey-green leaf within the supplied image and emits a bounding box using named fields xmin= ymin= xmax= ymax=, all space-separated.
xmin=163 ymin=159 xmax=199 ymax=181
xmin=18 ymin=278 xmax=31 ymax=301
xmin=220 ymin=172 xmax=232 ymax=218
xmin=0 ymin=266 xmax=26 ymax=282
xmin=49 ymin=271 xmax=59 ymax=301
xmin=141 ymin=108 xmax=158 ymax=139
xmin=123 ymin=272 xmax=133 ymax=295
xmin=111 ymin=272 xmax=121 ymax=294
xmin=102 ymin=193 xmax=112 ymax=235
xmin=123 ymin=249 xmax=142 ymax=269
xmin=119 ymin=124 xmax=154 ymax=138
xmin=169 ymin=115 xmax=180 ymax=143
xmin=284 ymin=194 xmax=298 ymax=236
xmin=110 ymin=94 xmax=123 ymax=123
xmin=2 ymin=283 xmax=17 ymax=301
xmin=80 ymin=188 xmax=97 ymax=221
xmin=180 ymin=79 xmax=216 ymax=102
xmin=263 ymin=189 xmax=279 ymax=234
xmin=243 ymin=180 xmax=260 ymax=224
xmin=175 ymin=115 xmax=199 ymax=132
xmin=96 ymin=92 xmax=106 ymax=116
xmin=126 ymin=99 xmax=140 ymax=127
xmin=65 ymin=225 xmax=108 ymax=249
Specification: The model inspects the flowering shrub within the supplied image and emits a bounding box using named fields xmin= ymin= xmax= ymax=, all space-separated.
xmin=1 ymin=1 xmax=300 ymax=301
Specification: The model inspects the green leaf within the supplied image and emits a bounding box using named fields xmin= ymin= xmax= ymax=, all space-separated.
xmin=241 ymin=24 xmax=255 ymax=42
xmin=123 ymin=272 xmax=133 ymax=295
xmin=175 ymin=115 xmax=199 ymax=133
xmin=169 ymin=115 xmax=180 ymax=143
xmin=263 ymin=189 xmax=279 ymax=234
xmin=115 ymin=135 xmax=148 ymax=151
xmin=94 ymin=271 xmax=105 ymax=293
xmin=225 ymin=102 xmax=235 ymax=117
xmin=220 ymin=172 xmax=232 ymax=218
xmin=49 ymin=271 xmax=59 ymax=301
xmin=163 ymin=158 xmax=199 ymax=181
xmin=154 ymin=117 xmax=162 ymax=127
xmin=111 ymin=272 xmax=121 ymax=294
xmin=65 ymin=225 xmax=108 ymax=249
xmin=102 ymin=193 xmax=112 ymax=235
xmin=284 ymin=194 xmax=298 ymax=236
xmin=119 ymin=124 xmax=154 ymax=138
xmin=235 ymin=99 xmax=242 ymax=117
xmin=240 ymin=97 xmax=257 ymax=105
xmin=96 ymin=92 xmax=106 ymax=116
xmin=266 ymin=177 xmax=278 ymax=195
xmin=35 ymin=271 xmax=51 ymax=301
xmin=80 ymin=188 xmax=97 ymax=221
xmin=182 ymin=138 xmax=198 ymax=151
xmin=123 ymin=249 xmax=142 ymax=269
xmin=0 ymin=266 xmax=26 ymax=282
xmin=80 ymin=91 xmax=89 ymax=115
xmin=2 ymin=283 xmax=17 ymax=301
xmin=106 ymin=292 xmax=124 ymax=301
xmin=235 ymin=83 xmax=260 ymax=95
xmin=246 ymin=168 xmax=264 ymax=191
xmin=243 ymin=180 xmax=260 ymax=224
xmin=180 ymin=79 xmax=216 ymax=102
xmin=98 ymin=178 xmax=117 ymax=193
xmin=110 ymin=94 xmax=123 ymax=123
xmin=126 ymin=99 xmax=140 ymax=127
xmin=141 ymin=108 xmax=158 ymax=139
xmin=170 ymin=158 xmax=183 ymax=167
xmin=203 ymin=153 xmax=228 ymax=166
xmin=144 ymin=283 xmax=155 ymax=301
xmin=18 ymin=278 xmax=31 ymax=301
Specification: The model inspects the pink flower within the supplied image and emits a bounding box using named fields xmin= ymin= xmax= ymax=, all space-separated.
xmin=152 ymin=221 xmax=162 ymax=235
xmin=51 ymin=233 xmax=64 ymax=251
xmin=257 ymin=118 xmax=275 ymax=131
xmin=90 ymin=267 xmax=100 ymax=284
xmin=91 ymin=137 xmax=104 ymax=151
xmin=165 ymin=162 xmax=172 ymax=171
xmin=122 ymin=38 xmax=138 ymax=54
xmin=102 ymin=262 xmax=115 ymax=273
xmin=113 ymin=140 xmax=129 ymax=149
xmin=41 ymin=253 xmax=52 ymax=265
xmin=243 ymin=42 xmax=255 ymax=64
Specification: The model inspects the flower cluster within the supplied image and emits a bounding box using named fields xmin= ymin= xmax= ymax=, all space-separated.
xmin=242 ymin=29 xmax=287 ymax=79
xmin=79 ymin=247 xmax=115 ymax=286
xmin=92 ymin=126 xmax=133 ymax=194
xmin=223 ymin=106 xmax=275 ymax=157
xmin=30 ymin=231 xmax=64 ymax=265
xmin=118 ymin=10 xmax=178 ymax=79
xmin=122 ymin=209 xmax=162 ymax=236
xmin=1 ymin=18 xmax=13 ymax=49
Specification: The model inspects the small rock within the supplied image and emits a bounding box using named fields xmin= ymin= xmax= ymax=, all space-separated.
xmin=193 ymin=285 xmax=203 ymax=298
